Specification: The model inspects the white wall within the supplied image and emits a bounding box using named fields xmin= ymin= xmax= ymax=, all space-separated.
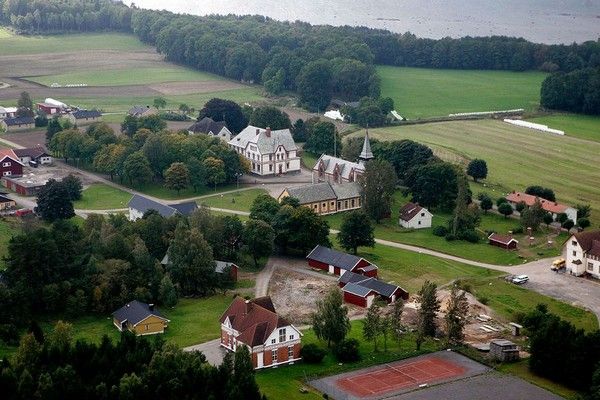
xmin=399 ymin=211 xmax=432 ymax=229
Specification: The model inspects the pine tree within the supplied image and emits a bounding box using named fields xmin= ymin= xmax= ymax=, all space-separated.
xmin=158 ymin=275 xmax=177 ymax=307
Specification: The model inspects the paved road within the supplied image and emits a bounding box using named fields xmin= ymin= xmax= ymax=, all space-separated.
xmin=183 ymin=339 xmax=226 ymax=365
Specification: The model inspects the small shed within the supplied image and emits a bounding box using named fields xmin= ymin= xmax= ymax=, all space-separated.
xmin=342 ymin=282 xmax=377 ymax=308
xmin=488 ymin=233 xmax=519 ymax=250
xmin=490 ymin=339 xmax=520 ymax=362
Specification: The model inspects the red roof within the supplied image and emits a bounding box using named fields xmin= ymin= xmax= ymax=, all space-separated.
xmin=399 ymin=202 xmax=427 ymax=222
xmin=0 ymin=148 xmax=22 ymax=164
xmin=488 ymin=233 xmax=518 ymax=245
xmin=506 ymin=192 xmax=569 ymax=214
xmin=220 ymin=296 xmax=289 ymax=347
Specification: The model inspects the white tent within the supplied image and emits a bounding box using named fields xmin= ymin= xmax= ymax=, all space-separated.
xmin=324 ymin=110 xmax=344 ymax=121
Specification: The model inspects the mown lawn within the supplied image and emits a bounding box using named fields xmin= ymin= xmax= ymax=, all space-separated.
xmin=73 ymin=183 xmax=132 ymax=210
xmin=0 ymin=28 xmax=146 ymax=55
xmin=527 ymin=114 xmax=600 ymax=143
xmin=125 ymin=182 xmax=239 ymax=201
xmin=198 ymin=188 xmax=266 ymax=212
xmin=378 ymin=66 xmax=547 ymax=119
xmin=27 ymin=66 xmax=225 ymax=87
xmin=301 ymin=151 xmax=319 ymax=169
xmin=256 ymin=320 xmax=443 ymax=400
xmin=364 ymin=119 xmax=600 ymax=226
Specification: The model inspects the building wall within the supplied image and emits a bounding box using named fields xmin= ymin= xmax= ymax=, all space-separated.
xmin=489 ymin=240 xmax=517 ymax=250
xmin=308 ymin=259 xmax=329 ymax=272
xmin=0 ymin=199 xmax=16 ymax=210
xmin=336 ymin=196 xmax=361 ymax=213
xmin=233 ymin=142 xmax=300 ymax=176
xmin=399 ymin=212 xmax=432 ymax=229
xmin=131 ymin=315 xmax=168 ymax=335
xmin=566 ymin=237 xmax=586 ymax=276
xmin=0 ymin=159 xmax=23 ymax=177
xmin=305 ymin=198 xmax=338 ymax=215
xmin=343 ymin=291 xmax=368 ymax=307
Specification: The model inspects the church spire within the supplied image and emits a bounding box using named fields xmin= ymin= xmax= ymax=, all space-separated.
xmin=358 ymin=129 xmax=374 ymax=165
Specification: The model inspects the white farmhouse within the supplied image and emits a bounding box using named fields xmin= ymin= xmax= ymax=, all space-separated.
xmin=398 ymin=202 xmax=433 ymax=229
xmin=565 ymin=231 xmax=600 ymax=278
xmin=228 ymin=125 xmax=300 ymax=176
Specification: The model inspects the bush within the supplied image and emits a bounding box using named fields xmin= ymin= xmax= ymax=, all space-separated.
xmin=578 ymin=218 xmax=591 ymax=229
xmin=459 ymin=230 xmax=480 ymax=243
xmin=160 ymin=112 xmax=189 ymax=121
xmin=0 ymin=323 xmax=19 ymax=345
xmin=334 ymin=338 xmax=361 ymax=362
xmin=432 ymin=225 xmax=448 ymax=237
xmin=300 ymin=343 xmax=327 ymax=364
xmin=445 ymin=233 xmax=457 ymax=241
xmin=515 ymin=201 xmax=526 ymax=212
xmin=556 ymin=213 xmax=568 ymax=224
xmin=512 ymin=226 xmax=524 ymax=234
xmin=455 ymin=280 xmax=472 ymax=293
xmin=477 ymin=296 xmax=489 ymax=305
xmin=496 ymin=197 xmax=508 ymax=207
xmin=543 ymin=213 xmax=554 ymax=225
xmin=562 ymin=219 xmax=575 ymax=230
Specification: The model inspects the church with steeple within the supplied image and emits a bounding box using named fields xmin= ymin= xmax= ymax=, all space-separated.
xmin=312 ymin=130 xmax=374 ymax=184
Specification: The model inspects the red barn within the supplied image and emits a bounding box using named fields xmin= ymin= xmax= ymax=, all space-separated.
xmin=306 ymin=245 xmax=378 ymax=277
xmin=488 ymin=233 xmax=519 ymax=250
xmin=215 ymin=261 xmax=240 ymax=282
xmin=338 ymin=271 xmax=409 ymax=307
xmin=0 ymin=148 xmax=24 ymax=177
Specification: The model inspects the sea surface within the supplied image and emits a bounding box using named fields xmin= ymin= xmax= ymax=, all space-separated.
xmin=131 ymin=0 xmax=600 ymax=44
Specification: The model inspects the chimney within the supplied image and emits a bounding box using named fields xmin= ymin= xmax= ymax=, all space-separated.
xmin=148 ymin=303 xmax=154 ymax=312
xmin=266 ymin=127 xmax=271 ymax=137
xmin=508 ymin=231 xmax=513 ymax=238
xmin=256 ymin=128 xmax=260 ymax=135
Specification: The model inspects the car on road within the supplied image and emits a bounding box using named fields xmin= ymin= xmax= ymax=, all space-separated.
xmin=511 ymin=275 xmax=529 ymax=284
xmin=551 ymin=258 xmax=566 ymax=272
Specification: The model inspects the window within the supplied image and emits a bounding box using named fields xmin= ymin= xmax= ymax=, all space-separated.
xmin=288 ymin=346 xmax=294 ymax=359
xmin=2 ymin=171 xmax=11 ymax=176
xmin=322 ymin=203 xmax=327 ymax=208
xmin=351 ymin=199 xmax=355 ymax=207
xmin=344 ymin=200 xmax=348 ymax=208
xmin=588 ymin=262 xmax=594 ymax=271
xmin=289 ymin=334 xmax=294 ymax=340
xmin=286 ymin=162 xmax=290 ymax=168
xmin=421 ymin=212 xmax=425 ymax=217
xmin=337 ymin=201 xmax=341 ymax=209
xmin=2 ymin=162 xmax=10 ymax=167
xmin=269 ymin=164 xmax=273 ymax=172
xmin=331 ymin=201 xmax=335 ymax=207
xmin=279 ymin=328 xmax=286 ymax=342
xmin=272 ymin=349 xmax=278 ymax=362
xmin=573 ymin=251 xmax=577 ymax=256
xmin=418 ymin=221 xmax=421 ymax=225
xmin=269 ymin=154 xmax=272 ymax=161
xmin=572 ymin=241 xmax=578 ymax=246
xmin=314 ymin=204 xmax=318 ymax=209
xmin=271 ymin=339 xmax=276 ymax=344
xmin=145 ymin=324 xmax=149 ymax=331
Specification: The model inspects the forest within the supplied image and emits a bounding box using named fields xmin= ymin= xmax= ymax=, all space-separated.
xmin=2 ymin=0 xmax=600 ymax=111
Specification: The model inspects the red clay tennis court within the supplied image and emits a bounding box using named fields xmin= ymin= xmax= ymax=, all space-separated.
xmin=336 ymin=356 xmax=467 ymax=398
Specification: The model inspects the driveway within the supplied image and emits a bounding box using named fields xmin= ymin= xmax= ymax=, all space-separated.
xmin=183 ymin=339 xmax=226 ymax=366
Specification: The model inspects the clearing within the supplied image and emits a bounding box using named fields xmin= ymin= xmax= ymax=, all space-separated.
xmin=73 ymin=184 xmax=132 ymax=210
xmin=377 ymin=66 xmax=547 ymax=119
xmin=526 ymin=114 xmax=600 ymax=143
xmin=198 ymin=188 xmax=267 ymax=212
xmin=362 ymin=119 xmax=600 ymax=225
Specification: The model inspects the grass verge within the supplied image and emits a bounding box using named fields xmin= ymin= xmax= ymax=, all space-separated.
xmin=73 ymin=183 xmax=132 ymax=210
xmin=198 ymin=188 xmax=266 ymax=212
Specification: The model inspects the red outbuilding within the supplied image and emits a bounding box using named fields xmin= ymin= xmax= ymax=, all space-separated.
xmin=338 ymin=271 xmax=409 ymax=307
xmin=0 ymin=148 xmax=24 ymax=177
xmin=306 ymin=245 xmax=378 ymax=277
xmin=488 ymin=233 xmax=519 ymax=250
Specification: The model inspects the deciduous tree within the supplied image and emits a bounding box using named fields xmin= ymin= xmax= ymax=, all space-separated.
xmin=242 ymin=220 xmax=274 ymax=268
xmin=417 ymin=280 xmax=440 ymax=339
xmin=312 ymin=287 xmax=350 ymax=347
xmin=360 ymin=159 xmax=397 ymax=223
xmin=444 ymin=285 xmax=469 ymax=345
xmin=36 ymin=179 xmax=75 ymax=222
xmin=337 ymin=210 xmax=375 ymax=254
xmin=123 ymin=151 xmax=153 ymax=186
xmin=466 ymin=159 xmax=487 ymax=182
xmin=363 ymin=302 xmax=382 ymax=351
xmin=164 ymin=162 xmax=190 ymax=194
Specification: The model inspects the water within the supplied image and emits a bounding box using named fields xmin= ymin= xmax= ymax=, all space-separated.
xmin=131 ymin=0 xmax=600 ymax=44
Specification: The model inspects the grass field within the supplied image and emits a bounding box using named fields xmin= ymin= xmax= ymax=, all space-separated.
xmin=73 ymin=184 xmax=132 ymax=210
xmin=0 ymin=218 xmax=19 ymax=270
xmin=0 ymin=28 xmax=146 ymax=55
xmin=377 ymin=66 xmax=547 ymax=119
xmin=198 ymin=188 xmax=266 ymax=212
xmin=27 ymin=66 xmax=225 ymax=87
xmin=362 ymin=119 xmax=600 ymax=225
xmin=527 ymin=114 xmax=600 ymax=143
xmin=301 ymin=151 xmax=319 ymax=169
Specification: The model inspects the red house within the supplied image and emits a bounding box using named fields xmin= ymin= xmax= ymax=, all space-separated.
xmin=306 ymin=245 xmax=378 ymax=277
xmin=215 ymin=261 xmax=240 ymax=282
xmin=220 ymin=296 xmax=302 ymax=369
xmin=0 ymin=148 xmax=24 ymax=177
xmin=488 ymin=233 xmax=519 ymax=250
xmin=338 ymin=271 xmax=409 ymax=308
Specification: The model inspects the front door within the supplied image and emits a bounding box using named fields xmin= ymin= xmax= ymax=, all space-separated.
xmin=257 ymin=352 xmax=264 ymax=368
xmin=278 ymin=164 xmax=283 ymax=174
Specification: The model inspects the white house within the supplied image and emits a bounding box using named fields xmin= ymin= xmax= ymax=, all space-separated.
xmin=565 ymin=231 xmax=600 ymax=278
xmin=228 ymin=125 xmax=300 ymax=175
xmin=220 ymin=296 xmax=302 ymax=369
xmin=188 ymin=117 xmax=232 ymax=142
xmin=398 ymin=202 xmax=433 ymax=229
xmin=312 ymin=131 xmax=374 ymax=184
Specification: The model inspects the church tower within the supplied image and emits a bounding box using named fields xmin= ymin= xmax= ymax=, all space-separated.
xmin=358 ymin=129 xmax=374 ymax=168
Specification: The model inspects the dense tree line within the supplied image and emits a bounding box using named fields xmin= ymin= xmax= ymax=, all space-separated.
xmin=540 ymin=67 xmax=600 ymax=115
xmin=48 ymin=121 xmax=247 ymax=191
xmin=0 ymin=208 xmax=251 ymax=344
xmin=4 ymin=1 xmax=600 ymax=110
xmin=0 ymin=324 xmax=264 ymax=400
xmin=523 ymin=305 xmax=600 ymax=393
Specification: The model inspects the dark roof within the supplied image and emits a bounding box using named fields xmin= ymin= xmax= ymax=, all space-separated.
xmin=399 ymin=202 xmax=427 ymax=222
xmin=128 ymin=105 xmax=153 ymax=117
xmin=4 ymin=116 xmax=34 ymax=126
xmin=488 ymin=233 xmax=518 ymax=245
xmin=285 ymin=182 xmax=336 ymax=204
xmin=169 ymin=201 xmax=197 ymax=216
xmin=339 ymin=271 xmax=371 ymax=285
xmin=342 ymin=282 xmax=375 ymax=297
xmin=306 ymin=245 xmax=364 ymax=271
xmin=13 ymin=147 xmax=49 ymax=159
xmin=112 ymin=300 xmax=168 ymax=325
xmin=0 ymin=195 xmax=14 ymax=203
xmin=338 ymin=272 xmax=407 ymax=299
xmin=128 ymin=194 xmax=177 ymax=218
xmin=358 ymin=278 xmax=402 ymax=298
xmin=188 ymin=117 xmax=227 ymax=134
xmin=573 ymin=231 xmax=600 ymax=253
xmin=72 ymin=110 xmax=101 ymax=119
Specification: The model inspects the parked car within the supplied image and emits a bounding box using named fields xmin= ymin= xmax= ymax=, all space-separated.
xmin=551 ymin=258 xmax=566 ymax=271
xmin=511 ymin=275 xmax=529 ymax=284
xmin=15 ymin=208 xmax=33 ymax=217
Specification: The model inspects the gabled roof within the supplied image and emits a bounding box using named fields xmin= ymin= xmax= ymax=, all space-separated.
xmin=169 ymin=201 xmax=198 ymax=216
xmin=506 ymin=191 xmax=571 ymax=214
xmin=284 ymin=182 xmax=336 ymax=204
xmin=307 ymin=245 xmax=366 ymax=271
xmin=128 ymin=105 xmax=155 ymax=117
xmin=0 ymin=195 xmax=15 ymax=204
xmin=313 ymin=154 xmax=363 ymax=180
xmin=0 ymin=148 xmax=24 ymax=165
xmin=220 ymin=296 xmax=291 ymax=347
xmin=572 ymin=231 xmax=600 ymax=257
xmin=488 ymin=233 xmax=518 ymax=245
xmin=128 ymin=194 xmax=178 ymax=218
xmin=399 ymin=202 xmax=430 ymax=222
xmin=112 ymin=300 xmax=168 ymax=326
xmin=358 ymin=278 xmax=401 ymax=298
xmin=188 ymin=117 xmax=228 ymax=134
xmin=229 ymin=125 xmax=297 ymax=154
xmin=339 ymin=270 xmax=371 ymax=285
xmin=343 ymin=282 xmax=375 ymax=297
xmin=215 ymin=260 xmax=239 ymax=274
xmin=72 ymin=110 xmax=102 ymax=119
xmin=13 ymin=147 xmax=49 ymax=159
xmin=339 ymin=272 xmax=406 ymax=299
xmin=331 ymin=182 xmax=361 ymax=200
xmin=4 ymin=116 xmax=34 ymax=126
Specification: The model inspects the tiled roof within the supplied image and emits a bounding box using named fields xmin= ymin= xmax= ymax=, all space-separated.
xmin=112 ymin=300 xmax=168 ymax=326
xmin=229 ymin=125 xmax=297 ymax=154
xmin=220 ymin=296 xmax=289 ymax=347
xmin=13 ymin=146 xmax=49 ymax=159
xmin=313 ymin=154 xmax=363 ymax=181
xmin=0 ymin=148 xmax=23 ymax=164
xmin=4 ymin=116 xmax=34 ymax=126
xmin=506 ymin=191 xmax=570 ymax=214
xmin=488 ymin=233 xmax=518 ymax=245
xmin=399 ymin=202 xmax=427 ymax=222
xmin=285 ymin=182 xmax=336 ymax=204
xmin=307 ymin=245 xmax=364 ymax=271
xmin=331 ymin=182 xmax=361 ymax=200
xmin=188 ymin=117 xmax=227 ymax=134
xmin=573 ymin=231 xmax=600 ymax=256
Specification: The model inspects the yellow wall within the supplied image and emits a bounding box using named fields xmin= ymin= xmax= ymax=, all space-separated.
xmin=115 ymin=315 xmax=167 ymax=335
